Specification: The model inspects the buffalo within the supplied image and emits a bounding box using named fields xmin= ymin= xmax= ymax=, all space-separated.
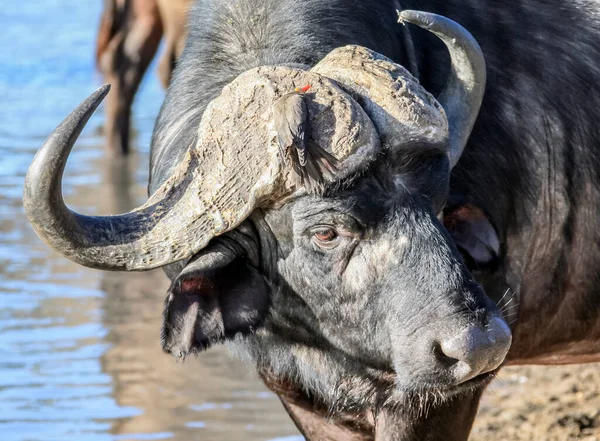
xmin=24 ymin=0 xmax=600 ymax=440
xmin=96 ymin=0 xmax=191 ymax=154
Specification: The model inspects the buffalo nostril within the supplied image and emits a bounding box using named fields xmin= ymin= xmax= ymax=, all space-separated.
xmin=438 ymin=317 xmax=512 ymax=384
xmin=433 ymin=341 xmax=460 ymax=368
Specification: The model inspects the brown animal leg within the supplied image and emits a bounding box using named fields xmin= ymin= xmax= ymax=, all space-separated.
xmin=156 ymin=44 xmax=177 ymax=90
xmin=96 ymin=0 xmax=164 ymax=155
xmin=156 ymin=0 xmax=189 ymax=88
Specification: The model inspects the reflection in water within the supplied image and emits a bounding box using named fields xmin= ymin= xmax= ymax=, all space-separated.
xmin=98 ymin=156 xmax=300 ymax=440
xmin=0 ymin=2 xmax=301 ymax=440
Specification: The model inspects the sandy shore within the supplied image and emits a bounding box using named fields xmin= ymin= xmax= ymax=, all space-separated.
xmin=471 ymin=363 xmax=600 ymax=441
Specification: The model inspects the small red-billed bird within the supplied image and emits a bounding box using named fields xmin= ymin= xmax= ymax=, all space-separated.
xmin=274 ymin=85 xmax=337 ymax=193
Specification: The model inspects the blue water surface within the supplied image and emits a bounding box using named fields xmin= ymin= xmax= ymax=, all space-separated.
xmin=0 ymin=2 xmax=301 ymax=440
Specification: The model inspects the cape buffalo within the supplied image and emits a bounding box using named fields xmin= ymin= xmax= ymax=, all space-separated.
xmin=96 ymin=0 xmax=191 ymax=154
xmin=24 ymin=0 xmax=600 ymax=439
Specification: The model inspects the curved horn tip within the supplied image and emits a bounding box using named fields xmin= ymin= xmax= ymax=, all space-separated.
xmin=93 ymin=83 xmax=111 ymax=100
xmin=65 ymin=84 xmax=112 ymax=110
xmin=84 ymin=84 xmax=112 ymax=109
xmin=25 ymin=83 xmax=112 ymax=190
xmin=23 ymin=83 xmax=113 ymax=253
xmin=396 ymin=10 xmax=484 ymax=60
xmin=396 ymin=9 xmax=486 ymax=169
xmin=61 ymin=84 xmax=112 ymax=120
xmin=397 ymin=10 xmax=435 ymax=27
xmin=396 ymin=9 xmax=483 ymax=51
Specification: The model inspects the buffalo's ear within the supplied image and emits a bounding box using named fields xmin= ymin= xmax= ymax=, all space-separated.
xmin=443 ymin=202 xmax=500 ymax=268
xmin=161 ymin=244 xmax=270 ymax=358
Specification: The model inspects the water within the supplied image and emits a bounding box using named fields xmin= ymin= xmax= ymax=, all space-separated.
xmin=0 ymin=2 xmax=301 ymax=440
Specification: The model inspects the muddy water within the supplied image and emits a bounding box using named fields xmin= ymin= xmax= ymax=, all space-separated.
xmin=0 ymin=2 xmax=300 ymax=440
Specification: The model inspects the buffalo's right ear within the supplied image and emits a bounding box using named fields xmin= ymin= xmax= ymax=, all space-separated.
xmin=443 ymin=201 xmax=500 ymax=269
xmin=161 ymin=243 xmax=270 ymax=358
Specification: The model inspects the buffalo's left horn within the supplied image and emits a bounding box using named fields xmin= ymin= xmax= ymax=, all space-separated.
xmin=399 ymin=10 xmax=486 ymax=168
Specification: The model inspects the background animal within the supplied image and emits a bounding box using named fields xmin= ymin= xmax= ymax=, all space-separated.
xmin=24 ymin=0 xmax=600 ymax=440
xmin=95 ymin=0 xmax=191 ymax=154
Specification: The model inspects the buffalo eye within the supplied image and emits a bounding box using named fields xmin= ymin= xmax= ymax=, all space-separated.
xmin=311 ymin=227 xmax=340 ymax=250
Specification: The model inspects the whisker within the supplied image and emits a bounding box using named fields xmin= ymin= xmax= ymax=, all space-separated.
xmin=499 ymin=297 xmax=515 ymax=311
xmin=496 ymin=288 xmax=512 ymax=306
xmin=500 ymin=303 xmax=519 ymax=311
xmin=500 ymin=301 xmax=519 ymax=310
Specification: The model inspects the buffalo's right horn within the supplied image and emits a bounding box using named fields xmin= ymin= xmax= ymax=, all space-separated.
xmin=313 ymin=11 xmax=486 ymax=169
xmin=399 ymin=10 xmax=486 ymax=168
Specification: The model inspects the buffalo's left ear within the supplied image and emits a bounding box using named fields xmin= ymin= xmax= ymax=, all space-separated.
xmin=443 ymin=202 xmax=500 ymax=268
xmin=161 ymin=243 xmax=270 ymax=358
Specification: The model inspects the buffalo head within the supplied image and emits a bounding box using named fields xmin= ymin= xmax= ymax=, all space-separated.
xmin=24 ymin=11 xmax=510 ymax=410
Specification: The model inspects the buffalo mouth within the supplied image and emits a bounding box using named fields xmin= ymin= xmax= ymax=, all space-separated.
xmin=444 ymin=369 xmax=498 ymax=394
xmin=404 ymin=368 xmax=498 ymax=395
xmin=377 ymin=369 xmax=499 ymax=411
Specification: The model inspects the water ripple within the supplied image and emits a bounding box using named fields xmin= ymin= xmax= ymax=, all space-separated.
xmin=0 ymin=1 xmax=301 ymax=440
